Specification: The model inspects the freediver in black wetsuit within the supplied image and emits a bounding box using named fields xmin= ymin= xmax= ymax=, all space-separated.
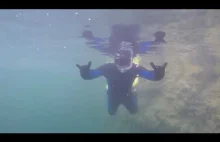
xmin=76 ymin=42 xmax=168 ymax=115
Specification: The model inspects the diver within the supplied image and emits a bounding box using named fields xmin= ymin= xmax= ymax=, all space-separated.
xmin=76 ymin=42 xmax=168 ymax=115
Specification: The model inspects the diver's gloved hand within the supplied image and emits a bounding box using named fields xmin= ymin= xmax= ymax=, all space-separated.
xmin=76 ymin=61 xmax=92 ymax=79
xmin=150 ymin=62 xmax=168 ymax=81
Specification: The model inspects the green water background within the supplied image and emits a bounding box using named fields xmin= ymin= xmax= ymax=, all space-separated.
xmin=0 ymin=9 xmax=186 ymax=133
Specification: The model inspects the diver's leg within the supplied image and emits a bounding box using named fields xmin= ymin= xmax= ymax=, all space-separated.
xmin=107 ymin=93 xmax=120 ymax=116
xmin=123 ymin=92 xmax=138 ymax=114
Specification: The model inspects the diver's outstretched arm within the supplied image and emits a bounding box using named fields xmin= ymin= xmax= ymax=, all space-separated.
xmin=138 ymin=39 xmax=167 ymax=54
xmin=76 ymin=61 xmax=103 ymax=80
xmin=138 ymin=41 xmax=153 ymax=54
xmin=137 ymin=62 xmax=167 ymax=81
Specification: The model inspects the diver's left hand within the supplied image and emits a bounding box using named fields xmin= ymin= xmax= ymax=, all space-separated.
xmin=150 ymin=62 xmax=168 ymax=80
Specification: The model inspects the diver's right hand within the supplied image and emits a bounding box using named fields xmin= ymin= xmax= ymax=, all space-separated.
xmin=76 ymin=61 xmax=92 ymax=79
xmin=76 ymin=61 xmax=92 ymax=71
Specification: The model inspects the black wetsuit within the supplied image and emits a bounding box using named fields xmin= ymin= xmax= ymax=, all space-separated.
xmin=77 ymin=62 xmax=167 ymax=115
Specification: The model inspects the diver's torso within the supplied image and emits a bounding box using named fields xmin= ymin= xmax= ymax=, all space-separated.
xmin=102 ymin=63 xmax=138 ymax=97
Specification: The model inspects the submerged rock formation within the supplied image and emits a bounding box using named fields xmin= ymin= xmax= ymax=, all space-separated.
xmin=132 ymin=10 xmax=220 ymax=133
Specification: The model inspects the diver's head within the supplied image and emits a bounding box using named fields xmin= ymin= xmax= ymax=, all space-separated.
xmin=154 ymin=31 xmax=166 ymax=43
xmin=114 ymin=43 xmax=133 ymax=73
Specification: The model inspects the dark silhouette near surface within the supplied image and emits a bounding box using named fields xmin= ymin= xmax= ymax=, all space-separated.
xmin=81 ymin=24 xmax=167 ymax=57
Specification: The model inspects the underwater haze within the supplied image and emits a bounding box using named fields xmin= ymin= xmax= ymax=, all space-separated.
xmin=1 ymin=9 xmax=220 ymax=133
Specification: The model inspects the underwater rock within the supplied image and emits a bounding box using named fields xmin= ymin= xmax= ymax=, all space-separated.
xmin=133 ymin=10 xmax=220 ymax=133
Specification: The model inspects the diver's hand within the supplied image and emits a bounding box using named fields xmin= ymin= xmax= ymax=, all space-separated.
xmin=76 ymin=61 xmax=92 ymax=79
xmin=76 ymin=61 xmax=92 ymax=70
xmin=150 ymin=62 xmax=167 ymax=80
